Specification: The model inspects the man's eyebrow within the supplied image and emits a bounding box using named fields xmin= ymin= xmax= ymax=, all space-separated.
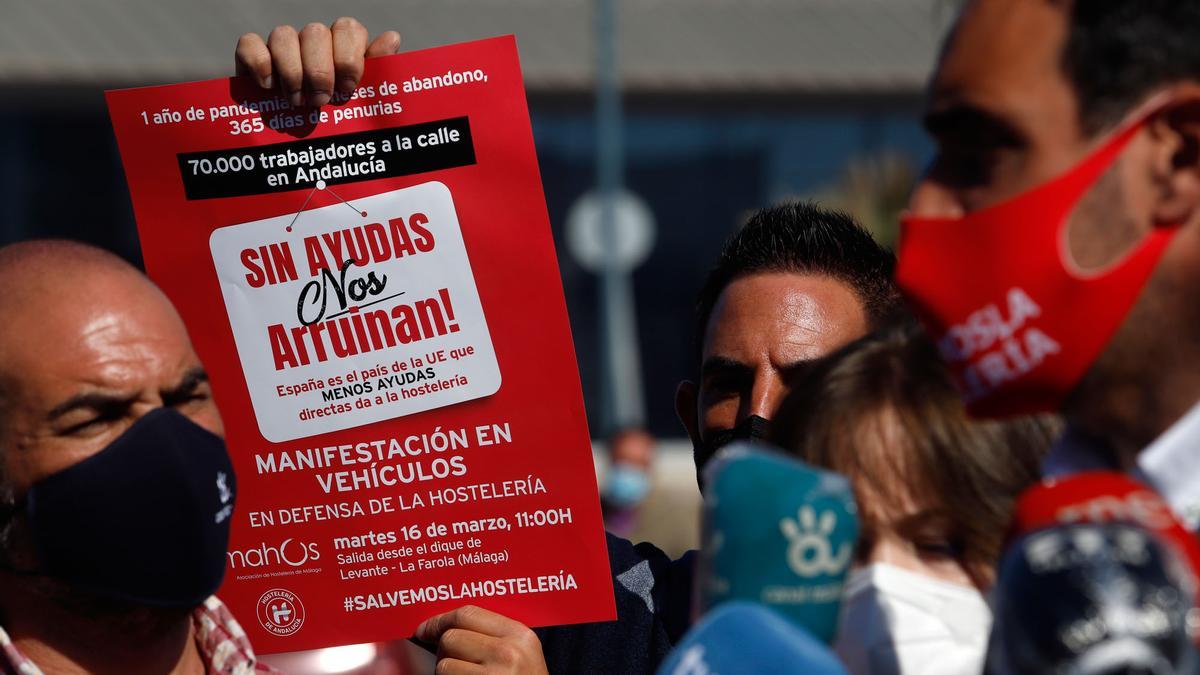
xmin=47 ymin=391 xmax=139 ymax=421
xmin=161 ymin=367 xmax=210 ymax=405
xmin=778 ymin=357 xmax=825 ymax=380
xmin=922 ymin=103 xmax=1024 ymax=146
xmin=700 ymin=356 xmax=752 ymax=378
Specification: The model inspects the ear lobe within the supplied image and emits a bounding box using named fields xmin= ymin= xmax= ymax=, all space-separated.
xmin=1150 ymin=97 xmax=1200 ymax=226
xmin=674 ymin=380 xmax=700 ymax=445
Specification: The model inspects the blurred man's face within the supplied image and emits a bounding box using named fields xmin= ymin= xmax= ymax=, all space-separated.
xmin=908 ymin=0 xmax=1151 ymax=272
xmin=610 ymin=431 xmax=654 ymax=471
xmin=904 ymin=0 xmax=1200 ymax=437
xmin=676 ymin=272 xmax=867 ymax=446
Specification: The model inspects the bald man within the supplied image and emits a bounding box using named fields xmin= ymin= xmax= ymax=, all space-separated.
xmin=0 ymin=240 xmax=272 ymax=673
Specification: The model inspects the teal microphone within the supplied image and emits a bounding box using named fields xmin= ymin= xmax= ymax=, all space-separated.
xmin=696 ymin=443 xmax=859 ymax=643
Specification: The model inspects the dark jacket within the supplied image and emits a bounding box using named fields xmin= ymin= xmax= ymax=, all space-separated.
xmin=535 ymin=532 xmax=695 ymax=675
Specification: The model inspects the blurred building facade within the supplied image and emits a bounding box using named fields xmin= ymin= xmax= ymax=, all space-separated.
xmin=0 ymin=0 xmax=948 ymax=437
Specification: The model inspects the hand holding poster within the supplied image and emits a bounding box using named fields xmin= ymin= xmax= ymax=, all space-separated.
xmin=106 ymin=36 xmax=615 ymax=653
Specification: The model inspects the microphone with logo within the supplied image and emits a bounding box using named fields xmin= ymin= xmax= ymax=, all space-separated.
xmin=986 ymin=521 xmax=1199 ymax=675
xmin=695 ymin=443 xmax=859 ymax=643
xmin=656 ymin=601 xmax=848 ymax=675
xmin=1009 ymin=471 xmax=1200 ymax=606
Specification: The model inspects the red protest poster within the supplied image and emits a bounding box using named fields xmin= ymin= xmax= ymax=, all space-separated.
xmin=105 ymin=36 xmax=615 ymax=653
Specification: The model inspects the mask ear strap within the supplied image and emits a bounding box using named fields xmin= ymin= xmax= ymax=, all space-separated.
xmin=1059 ymin=92 xmax=1176 ymax=204
xmin=1133 ymin=92 xmax=1176 ymax=125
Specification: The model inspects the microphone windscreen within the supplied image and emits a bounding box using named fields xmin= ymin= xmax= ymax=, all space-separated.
xmin=697 ymin=443 xmax=858 ymax=643
xmin=987 ymin=521 xmax=1198 ymax=675
xmin=1010 ymin=471 xmax=1200 ymax=603
xmin=657 ymin=601 xmax=848 ymax=675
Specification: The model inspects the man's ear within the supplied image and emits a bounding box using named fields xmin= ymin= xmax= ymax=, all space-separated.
xmin=1149 ymin=92 xmax=1200 ymax=226
xmin=674 ymin=380 xmax=700 ymax=445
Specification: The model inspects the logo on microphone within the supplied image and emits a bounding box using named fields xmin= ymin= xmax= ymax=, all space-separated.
xmin=256 ymin=588 xmax=306 ymax=636
xmin=780 ymin=506 xmax=852 ymax=577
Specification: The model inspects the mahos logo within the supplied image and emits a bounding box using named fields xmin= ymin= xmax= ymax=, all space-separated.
xmin=227 ymin=538 xmax=320 ymax=569
xmin=257 ymin=588 xmax=306 ymax=636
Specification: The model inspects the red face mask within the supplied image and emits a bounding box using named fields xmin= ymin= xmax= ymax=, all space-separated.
xmin=896 ymin=108 xmax=1180 ymax=418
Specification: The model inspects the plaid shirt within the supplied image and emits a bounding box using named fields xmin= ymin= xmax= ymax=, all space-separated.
xmin=0 ymin=596 xmax=277 ymax=674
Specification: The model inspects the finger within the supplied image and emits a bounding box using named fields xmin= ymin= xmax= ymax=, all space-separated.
xmin=234 ymin=33 xmax=273 ymax=88
xmin=434 ymin=658 xmax=485 ymax=675
xmin=299 ymin=22 xmax=334 ymax=107
xmin=268 ymin=25 xmax=303 ymax=106
xmin=366 ymin=31 xmax=402 ymax=58
xmin=437 ymin=628 xmax=496 ymax=663
xmin=330 ymin=17 xmax=369 ymax=95
xmin=417 ymin=605 xmax=525 ymax=642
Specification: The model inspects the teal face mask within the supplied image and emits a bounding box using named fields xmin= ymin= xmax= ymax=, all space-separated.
xmin=604 ymin=464 xmax=651 ymax=508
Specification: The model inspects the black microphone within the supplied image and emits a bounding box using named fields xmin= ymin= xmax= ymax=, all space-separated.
xmin=987 ymin=521 xmax=1199 ymax=675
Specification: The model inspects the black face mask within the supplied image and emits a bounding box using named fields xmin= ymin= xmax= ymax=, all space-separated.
xmin=13 ymin=408 xmax=235 ymax=608
xmin=692 ymin=414 xmax=771 ymax=492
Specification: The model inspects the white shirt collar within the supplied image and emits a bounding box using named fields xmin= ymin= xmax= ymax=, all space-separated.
xmin=1042 ymin=400 xmax=1200 ymax=529
xmin=1134 ymin=400 xmax=1200 ymax=530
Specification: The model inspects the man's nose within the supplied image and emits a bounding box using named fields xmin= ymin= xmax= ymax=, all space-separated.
xmin=907 ymin=176 xmax=966 ymax=220
xmin=131 ymin=400 xmax=165 ymax=420
xmin=742 ymin=373 xmax=783 ymax=422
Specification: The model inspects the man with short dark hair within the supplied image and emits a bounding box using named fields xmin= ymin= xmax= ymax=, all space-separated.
xmin=679 ymin=202 xmax=902 ymax=486
xmin=897 ymin=1 xmax=1200 ymax=527
xmin=518 ymin=202 xmax=903 ymax=673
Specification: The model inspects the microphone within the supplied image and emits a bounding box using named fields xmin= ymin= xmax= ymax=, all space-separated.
xmin=657 ymin=601 xmax=848 ymax=675
xmin=696 ymin=444 xmax=858 ymax=643
xmin=1009 ymin=471 xmax=1200 ymax=602
xmin=987 ymin=521 xmax=1199 ymax=675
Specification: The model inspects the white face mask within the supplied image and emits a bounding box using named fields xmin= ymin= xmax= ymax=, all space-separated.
xmin=833 ymin=563 xmax=992 ymax=675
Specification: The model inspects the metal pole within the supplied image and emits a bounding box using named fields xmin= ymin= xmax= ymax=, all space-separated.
xmin=594 ymin=0 xmax=644 ymax=433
